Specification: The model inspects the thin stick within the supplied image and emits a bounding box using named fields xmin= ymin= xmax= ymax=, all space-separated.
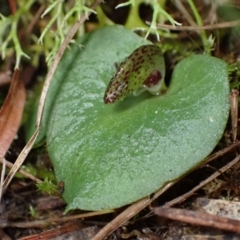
xmin=0 ymin=157 xmax=42 ymax=183
xmin=146 ymin=20 xmax=240 ymax=31
xmin=1 ymin=210 xmax=113 ymax=228
xmin=92 ymin=182 xmax=174 ymax=240
xmin=202 ymin=141 xmax=240 ymax=165
xmin=0 ymin=158 xmax=6 ymax=204
xmin=26 ymin=4 xmax=46 ymax=35
xmin=152 ymin=206 xmax=240 ymax=233
xmin=187 ymin=0 xmax=207 ymax=49
xmin=174 ymin=0 xmax=197 ymax=27
xmin=164 ymin=155 xmax=240 ymax=207
xmin=230 ymin=89 xmax=239 ymax=143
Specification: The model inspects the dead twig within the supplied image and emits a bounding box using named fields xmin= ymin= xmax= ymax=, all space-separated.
xmin=164 ymin=155 xmax=240 ymax=207
xmin=92 ymin=182 xmax=174 ymax=240
xmin=151 ymin=206 xmax=240 ymax=233
xmin=146 ymin=20 xmax=240 ymax=31
xmin=230 ymin=89 xmax=239 ymax=143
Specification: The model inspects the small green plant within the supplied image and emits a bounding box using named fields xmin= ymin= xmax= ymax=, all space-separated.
xmin=36 ymin=177 xmax=58 ymax=195
xmin=0 ymin=0 xmax=33 ymax=69
xmin=116 ymin=0 xmax=181 ymax=41
xmin=40 ymin=26 xmax=229 ymax=211
xmin=29 ymin=205 xmax=37 ymax=218
xmin=0 ymin=0 xmax=97 ymax=68
xmin=0 ymin=0 xmax=188 ymax=68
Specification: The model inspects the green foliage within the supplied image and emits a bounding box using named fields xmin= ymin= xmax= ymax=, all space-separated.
xmin=0 ymin=7 xmax=31 ymax=69
xmin=116 ymin=0 xmax=181 ymax=40
xmin=145 ymin=0 xmax=181 ymax=40
xmin=29 ymin=205 xmax=37 ymax=218
xmin=36 ymin=177 xmax=58 ymax=195
xmin=229 ymin=62 xmax=240 ymax=89
xmin=187 ymin=0 xmax=208 ymax=52
xmin=0 ymin=0 xmax=97 ymax=68
xmin=39 ymin=26 xmax=229 ymax=211
xmin=0 ymin=0 xmax=187 ymax=68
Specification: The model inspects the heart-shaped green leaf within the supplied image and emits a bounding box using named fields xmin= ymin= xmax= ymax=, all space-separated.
xmin=42 ymin=26 xmax=229 ymax=211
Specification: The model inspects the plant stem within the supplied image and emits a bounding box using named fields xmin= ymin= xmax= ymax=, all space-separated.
xmin=187 ymin=0 xmax=208 ymax=52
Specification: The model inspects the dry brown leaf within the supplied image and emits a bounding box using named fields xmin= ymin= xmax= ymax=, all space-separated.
xmin=0 ymin=70 xmax=26 ymax=157
xmin=0 ymin=71 xmax=11 ymax=86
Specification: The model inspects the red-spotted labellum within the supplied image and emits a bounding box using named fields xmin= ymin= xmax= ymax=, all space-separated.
xmin=103 ymin=44 xmax=166 ymax=104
